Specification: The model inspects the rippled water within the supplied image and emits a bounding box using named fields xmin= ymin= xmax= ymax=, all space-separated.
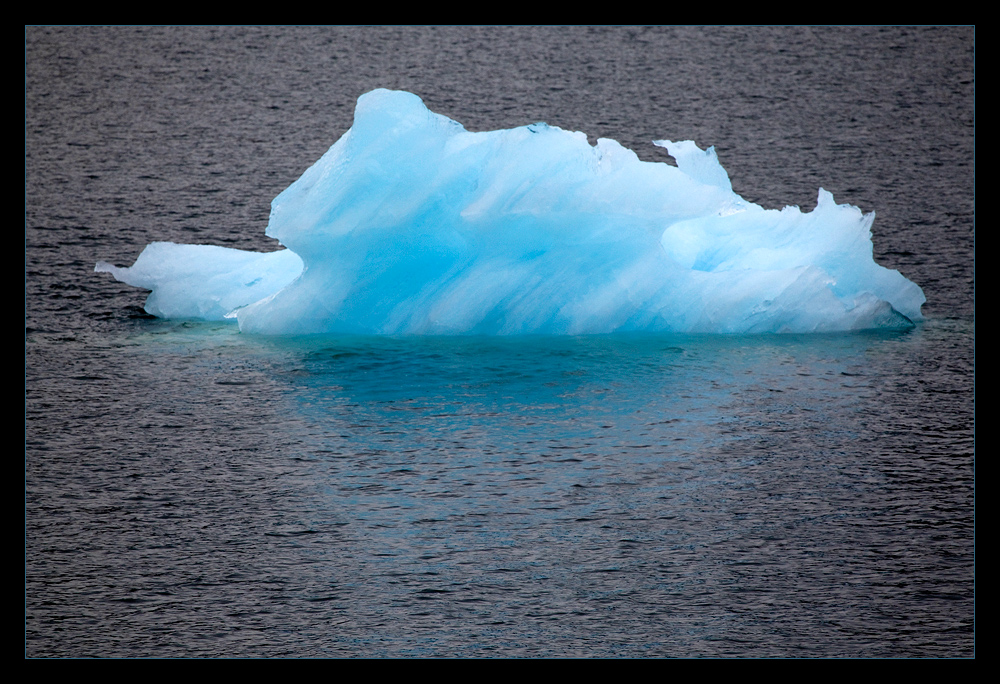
xmin=26 ymin=26 xmax=974 ymax=657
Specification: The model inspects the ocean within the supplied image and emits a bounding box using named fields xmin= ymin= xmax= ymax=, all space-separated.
xmin=25 ymin=26 xmax=974 ymax=657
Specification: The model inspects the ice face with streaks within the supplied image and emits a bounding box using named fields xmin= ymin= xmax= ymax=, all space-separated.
xmin=98 ymin=89 xmax=924 ymax=335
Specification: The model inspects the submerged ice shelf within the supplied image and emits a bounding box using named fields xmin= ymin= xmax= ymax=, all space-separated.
xmin=98 ymin=89 xmax=925 ymax=335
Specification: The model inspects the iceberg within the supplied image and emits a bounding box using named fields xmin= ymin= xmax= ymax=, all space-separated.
xmin=97 ymin=88 xmax=925 ymax=335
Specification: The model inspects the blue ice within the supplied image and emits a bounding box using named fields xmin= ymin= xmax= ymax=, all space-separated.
xmin=97 ymin=89 xmax=925 ymax=335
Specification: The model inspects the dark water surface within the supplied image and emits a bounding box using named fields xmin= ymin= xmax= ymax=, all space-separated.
xmin=26 ymin=27 xmax=973 ymax=657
